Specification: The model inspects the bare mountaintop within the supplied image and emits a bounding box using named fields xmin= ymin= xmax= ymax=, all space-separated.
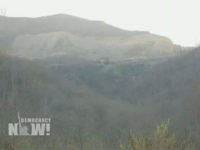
xmin=0 ymin=14 xmax=149 ymax=47
xmin=11 ymin=32 xmax=175 ymax=60
xmin=0 ymin=14 xmax=179 ymax=60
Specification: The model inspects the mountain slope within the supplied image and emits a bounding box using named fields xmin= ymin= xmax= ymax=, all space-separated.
xmin=10 ymin=31 xmax=175 ymax=60
xmin=130 ymin=46 xmax=200 ymax=103
xmin=0 ymin=47 xmax=198 ymax=149
xmin=0 ymin=14 xmax=148 ymax=48
xmin=0 ymin=14 xmax=178 ymax=60
xmin=0 ymin=14 xmax=149 ymax=37
xmin=0 ymin=47 xmax=158 ymax=149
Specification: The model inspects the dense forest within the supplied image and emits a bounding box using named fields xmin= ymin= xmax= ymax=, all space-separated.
xmin=0 ymin=45 xmax=199 ymax=150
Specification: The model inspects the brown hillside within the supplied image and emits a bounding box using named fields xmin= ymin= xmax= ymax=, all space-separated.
xmin=0 ymin=14 xmax=149 ymax=48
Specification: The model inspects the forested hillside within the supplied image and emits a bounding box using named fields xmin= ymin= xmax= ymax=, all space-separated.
xmin=0 ymin=44 xmax=200 ymax=149
xmin=0 ymin=47 xmax=166 ymax=149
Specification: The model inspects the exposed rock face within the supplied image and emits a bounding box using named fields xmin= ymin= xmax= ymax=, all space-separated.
xmin=0 ymin=14 xmax=176 ymax=61
xmin=11 ymin=31 xmax=174 ymax=60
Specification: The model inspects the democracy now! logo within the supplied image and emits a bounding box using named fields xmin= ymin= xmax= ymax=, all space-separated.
xmin=8 ymin=112 xmax=51 ymax=136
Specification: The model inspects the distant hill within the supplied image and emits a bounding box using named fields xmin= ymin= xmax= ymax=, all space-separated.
xmin=0 ymin=14 xmax=149 ymax=37
xmin=0 ymin=14 xmax=179 ymax=61
xmin=10 ymin=31 xmax=175 ymax=60
xmin=0 ymin=14 xmax=148 ymax=48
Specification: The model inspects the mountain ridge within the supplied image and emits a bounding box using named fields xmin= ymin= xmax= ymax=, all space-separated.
xmin=0 ymin=14 xmax=181 ymax=63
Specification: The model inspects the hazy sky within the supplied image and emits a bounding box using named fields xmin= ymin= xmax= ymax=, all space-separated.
xmin=0 ymin=0 xmax=199 ymax=46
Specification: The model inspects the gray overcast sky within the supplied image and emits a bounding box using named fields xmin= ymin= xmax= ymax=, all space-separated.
xmin=0 ymin=0 xmax=199 ymax=46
